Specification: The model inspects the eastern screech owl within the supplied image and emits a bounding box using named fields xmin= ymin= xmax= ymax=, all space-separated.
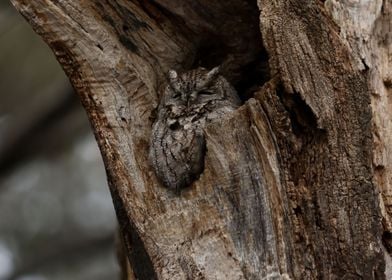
xmin=149 ymin=67 xmax=240 ymax=190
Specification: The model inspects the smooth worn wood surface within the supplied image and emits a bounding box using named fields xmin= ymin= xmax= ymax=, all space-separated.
xmin=11 ymin=0 xmax=389 ymax=278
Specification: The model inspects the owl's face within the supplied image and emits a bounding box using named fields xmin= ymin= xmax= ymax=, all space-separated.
xmin=163 ymin=67 xmax=225 ymax=110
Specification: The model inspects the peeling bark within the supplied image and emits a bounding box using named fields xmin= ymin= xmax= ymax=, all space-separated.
xmin=10 ymin=0 xmax=388 ymax=279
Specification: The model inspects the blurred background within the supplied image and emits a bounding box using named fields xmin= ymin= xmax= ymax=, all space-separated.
xmin=0 ymin=2 xmax=119 ymax=279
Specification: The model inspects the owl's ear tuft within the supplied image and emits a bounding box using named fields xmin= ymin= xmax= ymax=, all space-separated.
xmin=206 ymin=66 xmax=220 ymax=79
xmin=168 ymin=70 xmax=178 ymax=80
xmin=197 ymin=66 xmax=221 ymax=89
xmin=168 ymin=69 xmax=181 ymax=90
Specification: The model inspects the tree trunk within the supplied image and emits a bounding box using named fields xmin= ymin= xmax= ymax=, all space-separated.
xmin=10 ymin=0 xmax=391 ymax=279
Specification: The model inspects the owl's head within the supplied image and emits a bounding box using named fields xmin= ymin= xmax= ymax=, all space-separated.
xmin=162 ymin=67 xmax=238 ymax=108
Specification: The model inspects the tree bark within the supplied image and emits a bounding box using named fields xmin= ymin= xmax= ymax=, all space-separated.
xmin=10 ymin=0 xmax=390 ymax=279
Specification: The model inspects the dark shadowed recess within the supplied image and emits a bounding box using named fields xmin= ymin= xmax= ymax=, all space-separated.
xmin=94 ymin=0 xmax=270 ymax=103
xmin=275 ymin=83 xmax=325 ymax=139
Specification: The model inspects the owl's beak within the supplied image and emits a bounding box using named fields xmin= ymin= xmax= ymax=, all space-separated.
xmin=187 ymin=92 xmax=197 ymax=107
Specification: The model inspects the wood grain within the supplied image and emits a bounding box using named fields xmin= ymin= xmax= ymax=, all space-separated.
xmin=10 ymin=0 xmax=388 ymax=278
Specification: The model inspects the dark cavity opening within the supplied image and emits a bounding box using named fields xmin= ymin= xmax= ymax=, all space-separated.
xmin=187 ymin=0 xmax=270 ymax=103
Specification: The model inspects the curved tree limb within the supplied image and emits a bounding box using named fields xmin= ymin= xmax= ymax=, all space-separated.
xmin=11 ymin=0 xmax=387 ymax=279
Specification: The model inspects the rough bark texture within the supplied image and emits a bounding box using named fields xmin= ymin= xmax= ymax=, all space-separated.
xmin=10 ymin=0 xmax=389 ymax=279
xmin=323 ymin=0 xmax=392 ymax=276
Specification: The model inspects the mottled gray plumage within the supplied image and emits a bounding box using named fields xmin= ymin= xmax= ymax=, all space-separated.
xmin=149 ymin=67 xmax=240 ymax=190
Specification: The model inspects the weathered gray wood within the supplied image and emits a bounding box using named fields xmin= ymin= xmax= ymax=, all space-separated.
xmin=10 ymin=0 xmax=388 ymax=279
xmin=325 ymin=0 xmax=392 ymax=264
xmin=256 ymin=1 xmax=386 ymax=278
